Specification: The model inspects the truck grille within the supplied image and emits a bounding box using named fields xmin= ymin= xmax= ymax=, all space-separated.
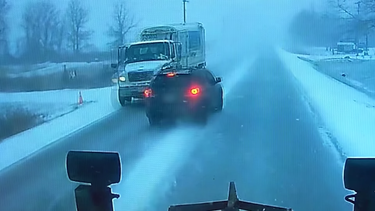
xmin=128 ymin=71 xmax=154 ymax=82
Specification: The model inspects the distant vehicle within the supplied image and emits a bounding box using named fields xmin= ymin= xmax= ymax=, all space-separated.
xmin=337 ymin=42 xmax=356 ymax=53
xmin=111 ymin=22 xmax=206 ymax=106
xmin=144 ymin=67 xmax=223 ymax=126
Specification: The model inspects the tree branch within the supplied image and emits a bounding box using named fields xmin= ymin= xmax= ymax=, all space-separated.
xmin=337 ymin=1 xmax=358 ymax=19
xmin=107 ymin=1 xmax=138 ymax=46
xmin=66 ymin=0 xmax=91 ymax=53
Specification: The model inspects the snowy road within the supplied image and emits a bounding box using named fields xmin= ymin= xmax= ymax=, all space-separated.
xmin=0 ymin=52 xmax=352 ymax=211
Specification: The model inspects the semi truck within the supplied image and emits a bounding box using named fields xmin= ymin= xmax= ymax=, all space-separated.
xmin=111 ymin=22 xmax=206 ymax=106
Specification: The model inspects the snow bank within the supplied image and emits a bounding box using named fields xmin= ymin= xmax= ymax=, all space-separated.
xmin=0 ymin=86 xmax=121 ymax=171
xmin=277 ymin=48 xmax=375 ymax=157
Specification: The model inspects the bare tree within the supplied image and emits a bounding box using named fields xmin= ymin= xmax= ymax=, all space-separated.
xmin=21 ymin=1 xmax=62 ymax=61
xmin=329 ymin=0 xmax=374 ymax=49
xmin=0 ymin=0 xmax=10 ymax=57
xmin=287 ymin=8 xmax=342 ymax=47
xmin=66 ymin=0 xmax=92 ymax=54
xmin=107 ymin=1 xmax=137 ymax=47
xmin=55 ymin=20 xmax=66 ymax=54
xmin=361 ymin=0 xmax=375 ymax=25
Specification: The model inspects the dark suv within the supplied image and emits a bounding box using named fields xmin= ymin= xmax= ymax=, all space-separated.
xmin=144 ymin=68 xmax=223 ymax=126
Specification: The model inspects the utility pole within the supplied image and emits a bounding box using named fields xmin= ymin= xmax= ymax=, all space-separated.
xmin=183 ymin=0 xmax=188 ymax=24
xmin=354 ymin=1 xmax=361 ymax=47
xmin=355 ymin=1 xmax=360 ymax=15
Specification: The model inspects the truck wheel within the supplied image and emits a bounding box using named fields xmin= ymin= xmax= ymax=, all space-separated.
xmin=119 ymin=97 xmax=132 ymax=107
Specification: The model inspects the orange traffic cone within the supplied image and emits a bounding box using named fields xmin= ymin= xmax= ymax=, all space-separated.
xmin=78 ymin=91 xmax=83 ymax=105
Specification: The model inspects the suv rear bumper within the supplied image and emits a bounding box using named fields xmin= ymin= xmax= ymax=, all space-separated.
xmin=145 ymin=97 xmax=207 ymax=118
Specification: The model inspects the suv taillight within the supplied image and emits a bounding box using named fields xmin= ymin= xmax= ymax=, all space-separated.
xmin=187 ymin=86 xmax=201 ymax=97
xmin=144 ymin=88 xmax=152 ymax=98
xmin=190 ymin=87 xmax=200 ymax=95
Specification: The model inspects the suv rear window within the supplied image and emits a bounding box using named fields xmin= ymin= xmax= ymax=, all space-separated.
xmin=152 ymin=74 xmax=194 ymax=89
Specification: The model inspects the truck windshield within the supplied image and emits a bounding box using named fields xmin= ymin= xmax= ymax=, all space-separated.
xmin=126 ymin=42 xmax=170 ymax=63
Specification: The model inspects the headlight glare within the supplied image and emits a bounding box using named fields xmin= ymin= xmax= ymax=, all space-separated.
xmin=119 ymin=76 xmax=126 ymax=82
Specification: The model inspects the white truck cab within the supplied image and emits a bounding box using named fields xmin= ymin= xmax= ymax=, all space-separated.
xmin=112 ymin=22 xmax=206 ymax=106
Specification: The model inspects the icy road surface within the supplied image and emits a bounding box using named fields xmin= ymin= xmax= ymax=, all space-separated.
xmin=0 ymin=51 xmax=352 ymax=211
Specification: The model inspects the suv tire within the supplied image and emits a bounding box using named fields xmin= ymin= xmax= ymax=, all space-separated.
xmin=148 ymin=115 xmax=162 ymax=126
xmin=195 ymin=108 xmax=208 ymax=125
xmin=215 ymin=89 xmax=223 ymax=112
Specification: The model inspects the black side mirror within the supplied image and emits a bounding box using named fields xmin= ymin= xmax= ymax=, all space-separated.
xmin=215 ymin=77 xmax=222 ymax=83
xmin=111 ymin=63 xmax=118 ymax=69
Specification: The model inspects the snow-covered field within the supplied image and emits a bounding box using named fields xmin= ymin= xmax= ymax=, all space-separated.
xmin=278 ymin=48 xmax=375 ymax=158
xmin=295 ymin=47 xmax=375 ymax=100
xmin=4 ymin=61 xmax=111 ymax=78
xmin=0 ymin=86 xmax=121 ymax=170
xmin=294 ymin=47 xmax=375 ymax=61
xmin=1 ymin=60 xmax=114 ymax=93
xmin=0 ymin=89 xmax=93 ymax=121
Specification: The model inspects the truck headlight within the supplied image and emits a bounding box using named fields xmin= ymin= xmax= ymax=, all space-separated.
xmin=119 ymin=76 xmax=126 ymax=82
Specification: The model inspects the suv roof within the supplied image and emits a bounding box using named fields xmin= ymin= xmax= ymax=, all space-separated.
xmin=157 ymin=67 xmax=205 ymax=76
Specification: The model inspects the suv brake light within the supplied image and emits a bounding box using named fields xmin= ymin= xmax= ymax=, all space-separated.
xmin=166 ymin=72 xmax=176 ymax=77
xmin=187 ymin=86 xmax=200 ymax=97
xmin=190 ymin=87 xmax=200 ymax=95
xmin=144 ymin=88 xmax=152 ymax=98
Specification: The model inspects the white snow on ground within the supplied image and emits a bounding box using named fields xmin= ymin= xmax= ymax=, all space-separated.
xmin=113 ymin=127 xmax=201 ymax=211
xmin=222 ymin=58 xmax=257 ymax=97
xmin=296 ymin=47 xmax=375 ymax=61
xmin=0 ymin=89 xmax=87 ymax=121
xmin=5 ymin=61 xmax=111 ymax=78
xmin=0 ymin=86 xmax=121 ymax=170
xmin=113 ymin=58 xmax=256 ymax=211
xmin=277 ymin=48 xmax=375 ymax=158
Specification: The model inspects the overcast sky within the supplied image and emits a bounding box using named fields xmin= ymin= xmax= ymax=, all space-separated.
xmin=7 ymin=0 xmax=326 ymax=52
